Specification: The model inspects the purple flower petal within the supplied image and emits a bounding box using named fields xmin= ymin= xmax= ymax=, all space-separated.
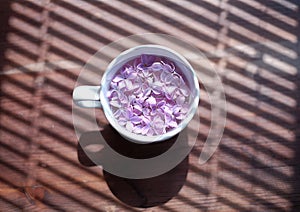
xmin=110 ymin=100 xmax=121 ymax=108
xmin=179 ymin=85 xmax=190 ymax=96
xmin=180 ymin=105 xmax=189 ymax=114
xmin=119 ymin=94 xmax=128 ymax=104
xmin=165 ymin=74 xmax=174 ymax=84
xmin=153 ymin=81 xmax=164 ymax=87
xmin=172 ymin=75 xmax=181 ymax=86
xmin=168 ymin=120 xmax=178 ymax=128
xmin=153 ymin=121 xmax=165 ymax=134
xmin=125 ymin=109 xmax=133 ymax=119
xmin=132 ymin=103 xmax=142 ymax=115
xmin=175 ymin=114 xmax=186 ymax=120
xmin=126 ymin=121 xmax=134 ymax=132
xmin=118 ymin=117 xmax=127 ymax=126
xmin=152 ymin=88 xmax=162 ymax=95
xmin=127 ymin=72 xmax=137 ymax=79
xmin=113 ymin=109 xmax=122 ymax=118
xmin=113 ymin=75 xmax=124 ymax=83
xmin=118 ymin=81 xmax=126 ymax=89
xmin=142 ymin=109 xmax=150 ymax=118
xmin=136 ymin=63 xmax=144 ymax=71
xmin=141 ymin=54 xmax=155 ymax=67
xmin=124 ymin=79 xmax=133 ymax=90
xmin=142 ymin=114 xmax=151 ymax=124
xmin=176 ymin=96 xmax=185 ymax=105
xmin=173 ymin=105 xmax=181 ymax=116
xmin=107 ymin=89 xmax=118 ymax=99
xmin=147 ymin=96 xmax=156 ymax=106
xmin=151 ymin=62 xmax=163 ymax=71
xmin=164 ymin=63 xmax=174 ymax=72
xmin=142 ymin=126 xmax=150 ymax=135
xmin=165 ymin=86 xmax=176 ymax=95
xmin=150 ymin=109 xmax=157 ymax=116
xmin=130 ymin=116 xmax=142 ymax=124
xmin=157 ymin=100 xmax=165 ymax=108
xmin=147 ymin=129 xmax=155 ymax=136
xmin=143 ymin=88 xmax=152 ymax=97
xmin=153 ymin=116 xmax=164 ymax=127
xmin=133 ymin=125 xmax=144 ymax=134
xmin=110 ymin=82 xmax=118 ymax=89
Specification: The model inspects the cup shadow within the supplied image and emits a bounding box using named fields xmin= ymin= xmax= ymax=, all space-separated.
xmin=77 ymin=125 xmax=189 ymax=207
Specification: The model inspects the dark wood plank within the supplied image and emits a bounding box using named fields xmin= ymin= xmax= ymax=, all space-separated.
xmin=0 ymin=0 xmax=299 ymax=211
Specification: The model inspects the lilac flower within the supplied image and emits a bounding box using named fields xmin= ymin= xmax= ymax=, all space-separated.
xmin=108 ymin=54 xmax=192 ymax=136
xmin=141 ymin=54 xmax=156 ymax=67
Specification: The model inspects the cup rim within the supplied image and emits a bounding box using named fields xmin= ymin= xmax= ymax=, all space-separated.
xmin=99 ymin=44 xmax=200 ymax=143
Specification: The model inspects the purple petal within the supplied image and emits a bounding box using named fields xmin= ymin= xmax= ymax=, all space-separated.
xmin=142 ymin=109 xmax=150 ymax=118
xmin=141 ymin=125 xmax=150 ymax=135
xmin=162 ymin=105 xmax=172 ymax=115
xmin=118 ymin=81 xmax=126 ymax=89
xmin=133 ymin=125 xmax=143 ymax=134
xmin=153 ymin=116 xmax=164 ymax=126
xmin=153 ymin=81 xmax=164 ymax=87
xmin=119 ymin=94 xmax=128 ymax=104
xmin=125 ymin=109 xmax=133 ymax=119
xmin=130 ymin=116 xmax=142 ymax=124
xmin=141 ymin=54 xmax=155 ymax=67
xmin=113 ymin=109 xmax=122 ymax=118
xmin=113 ymin=75 xmax=124 ymax=83
xmin=107 ymin=89 xmax=117 ymax=99
xmin=165 ymin=86 xmax=176 ymax=95
xmin=173 ymin=105 xmax=181 ymax=116
xmin=172 ymin=75 xmax=181 ymax=86
xmin=151 ymin=62 xmax=163 ymax=71
xmin=179 ymin=85 xmax=190 ymax=96
xmin=110 ymin=82 xmax=118 ymax=89
xmin=165 ymin=74 xmax=174 ymax=84
xmin=176 ymin=96 xmax=185 ymax=105
xmin=142 ymin=114 xmax=151 ymax=124
xmin=137 ymin=63 xmax=144 ymax=71
xmin=143 ymin=88 xmax=152 ymax=97
xmin=127 ymin=72 xmax=137 ymax=79
xmin=157 ymin=100 xmax=165 ymax=108
xmin=146 ymin=128 xmax=154 ymax=136
xmin=126 ymin=121 xmax=134 ymax=132
xmin=160 ymin=71 xmax=168 ymax=82
xmin=110 ymin=100 xmax=121 ymax=108
xmin=153 ymin=118 xmax=165 ymax=134
xmin=132 ymin=104 xmax=142 ymax=115
xmin=168 ymin=120 xmax=178 ymax=128
xmin=118 ymin=117 xmax=127 ymax=126
xmin=147 ymin=96 xmax=156 ymax=106
xmin=124 ymin=79 xmax=133 ymax=90
xmin=152 ymin=88 xmax=162 ymax=95
xmin=175 ymin=114 xmax=186 ymax=120
xmin=164 ymin=113 xmax=173 ymax=122
xmin=164 ymin=63 xmax=174 ymax=72
xmin=180 ymin=105 xmax=189 ymax=114
xmin=137 ymin=93 xmax=147 ymax=104
xmin=150 ymin=109 xmax=157 ymax=116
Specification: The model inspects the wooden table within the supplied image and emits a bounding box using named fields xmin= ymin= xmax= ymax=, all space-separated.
xmin=0 ymin=0 xmax=299 ymax=211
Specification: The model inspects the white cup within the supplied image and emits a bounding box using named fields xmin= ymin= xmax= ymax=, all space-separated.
xmin=73 ymin=45 xmax=200 ymax=143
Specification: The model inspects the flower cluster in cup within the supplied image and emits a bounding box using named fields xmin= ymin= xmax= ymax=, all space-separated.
xmin=107 ymin=54 xmax=191 ymax=136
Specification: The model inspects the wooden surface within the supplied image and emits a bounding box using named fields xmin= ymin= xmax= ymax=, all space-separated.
xmin=0 ymin=0 xmax=299 ymax=211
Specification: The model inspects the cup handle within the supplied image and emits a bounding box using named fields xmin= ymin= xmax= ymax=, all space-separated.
xmin=73 ymin=85 xmax=102 ymax=108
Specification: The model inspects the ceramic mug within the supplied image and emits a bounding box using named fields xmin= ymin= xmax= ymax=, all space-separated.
xmin=73 ymin=45 xmax=200 ymax=143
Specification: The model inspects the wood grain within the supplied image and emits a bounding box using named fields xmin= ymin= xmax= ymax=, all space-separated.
xmin=0 ymin=0 xmax=299 ymax=211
